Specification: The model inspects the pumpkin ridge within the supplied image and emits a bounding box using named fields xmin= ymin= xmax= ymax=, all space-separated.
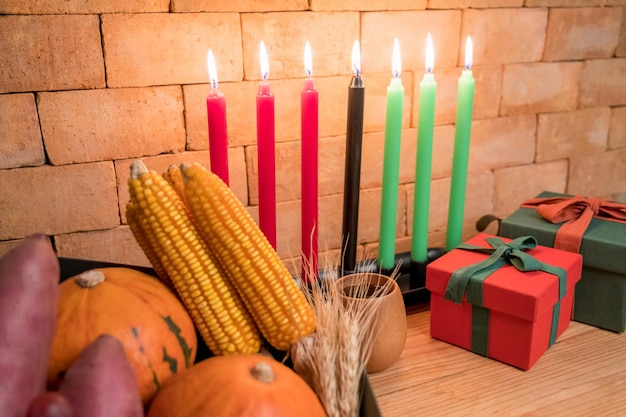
xmin=162 ymin=315 xmax=193 ymax=368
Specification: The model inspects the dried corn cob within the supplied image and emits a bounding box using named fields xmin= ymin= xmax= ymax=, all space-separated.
xmin=125 ymin=201 xmax=176 ymax=292
xmin=162 ymin=165 xmax=186 ymax=202
xmin=128 ymin=160 xmax=261 ymax=355
xmin=183 ymin=163 xmax=316 ymax=351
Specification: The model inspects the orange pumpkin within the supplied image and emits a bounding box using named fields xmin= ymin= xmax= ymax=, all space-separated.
xmin=147 ymin=354 xmax=327 ymax=417
xmin=47 ymin=267 xmax=197 ymax=405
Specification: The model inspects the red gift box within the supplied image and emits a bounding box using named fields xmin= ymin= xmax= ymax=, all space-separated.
xmin=426 ymin=233 xmax=582 ymax=370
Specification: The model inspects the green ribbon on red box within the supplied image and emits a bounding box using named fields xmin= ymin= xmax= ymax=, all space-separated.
xmin=444 ymin=236 xmax=567 ymax=357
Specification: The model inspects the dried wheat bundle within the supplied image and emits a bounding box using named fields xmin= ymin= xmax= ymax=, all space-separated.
xmin=292 ymin=257 xmax=399 ymax=417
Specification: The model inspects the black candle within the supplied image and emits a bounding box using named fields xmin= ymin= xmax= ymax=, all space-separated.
xmin=341 ymin=40 xmax=365 ymax=276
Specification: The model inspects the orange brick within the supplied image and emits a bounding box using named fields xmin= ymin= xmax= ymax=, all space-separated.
xmin=38 ymin=87 xmax=185 ymax=166
xmin=0 ymin=93 xmax=44 ymax=169
xmin=501 ymin=62 xmax=582 ymax=115
xmin=473 ymin=66 xmax=502 ymax=121
xmin=544 ymin=8 xmax=621 ymax=61
xmin=568 ymin=149 xmax=626 ymax=197
xmin=427 ymin=0 xmax=470 ymax=8
xmin=431 ymin=126 xmax=456 ymax=180
xmin=406 ymin=169 xmax=494 ymax=235
xmin=493 ymin=160 xmax=568 ymax=217
xmin=274 ymin=196 xmax=374 ymax=265
xmin=537 ymin=108 xmax=610 ymax=162
xmin=397 ymin=126 xmax=456 ymax=182
xmin=358 ymin=187 xmax=407 ymax=245
xmin=461 ymin=9 xmax=548 ymax=65
xmin=283 ymin=248 xmax=351 ymax=276
xmin=580 ymin=58 xmax=626 ymax=108
xmin=363 ymin=72 xmax=413 ymax=134
xmin=618 ymin=8 xmax=626 ymax=57
xmin=0 ymin=162 xmax=119 ymax=240
xmin=172 ymin=0 xmax=307 ymax=12
xmin=606 ymin=0 xmax=626 ymax=5
xmin=609 ymin=107 xmax=626 ymax=150
xmin=102 ymin=13 xmax=242 ymax=88
xmin=411 ymin=68 xmax=457 ymax=128
xmin=184 ymin=75 xmax=355 ymax=151
xmin=525 ymin=0 xmax=604 ymax=5
xmin=115 ymin=149 xmax=248 ymax=223
xmin=0 ymin=0 xmax=168 ymax=13
xmin=246 ymin=140 xmax=300 ymax=205
xmin=275 ymin=199 xmax=300 ymax=260
xmin=319 ymin=192 xmax=344 ymax=250
xmin=319 ymin=134 xmax=351 ymax=196
xmin=311 ymin=0 xmax=424 ymax=10
xmin=470 ymin=0 xmax=523 ymax=6
xmin=0 ymin=15 xmax=104 ymax=93
xmin=361 ymin=11 xmax=461 ymax=74
xmin=614 ymin=191 xmax=626 ymax=203
xmin=241 ymin=12 xmax=359 ymax=80
xmin=469 ymin=115 xmax=536 ymax=171
xmin=359 ymin=129 xmax=416 ymax=190
xmin=55 ymin=227 xmax=151 ymax=268
xmin=316 ymin=188 xmax=397 ymax=254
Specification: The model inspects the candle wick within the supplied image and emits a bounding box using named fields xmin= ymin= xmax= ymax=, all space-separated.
xmin=465 ymin=63 xmax=472 ymax=71
xmin=263 ymin=72 xmax=269 ymax=81
xmin=306 ymin=69 xmax=312 ymax=77
xmin=210 ymin=78 xmax=218 ymax=90
xmin=393 ymin=70 xmax=400 ymax=78
xmin=426 ymin=66 xmax=433 ymax=74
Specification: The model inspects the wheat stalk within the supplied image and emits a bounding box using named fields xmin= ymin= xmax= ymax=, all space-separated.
xmin=293 ymin=254 xmax=399 ymax=417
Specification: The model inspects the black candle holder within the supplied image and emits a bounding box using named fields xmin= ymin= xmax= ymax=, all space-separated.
xmin=322 ymin=247 xmax=447 ymax=306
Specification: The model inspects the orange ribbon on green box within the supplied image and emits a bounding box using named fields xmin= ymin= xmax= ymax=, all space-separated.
xmin=522 ymin=196 xmax=626 ymax=254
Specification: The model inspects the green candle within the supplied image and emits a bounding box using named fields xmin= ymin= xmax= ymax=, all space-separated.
xmin=446 ymin=36 xmax=475 ymax=252
xmin=378 ymin=38 xmax=404 ymax=270
xmin=411 ymin=33 xmax=437 ymax=263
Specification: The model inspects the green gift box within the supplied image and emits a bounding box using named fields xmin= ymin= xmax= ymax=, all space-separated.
xmin=499 ymin=191 xmax=626 ymax=333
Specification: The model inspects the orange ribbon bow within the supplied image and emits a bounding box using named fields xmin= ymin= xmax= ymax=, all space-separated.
xmin=521 ymin=196 xmax=626 ymax=253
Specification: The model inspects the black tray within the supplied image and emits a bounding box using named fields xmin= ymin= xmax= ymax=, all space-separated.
xmin=58 ymin=257 xmax=382 ymax=417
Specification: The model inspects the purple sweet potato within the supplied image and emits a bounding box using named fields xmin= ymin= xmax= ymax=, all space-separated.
xmin=27 ymin=392 xmax=73 ymax=417
xmin=59 ymin=334 xmax=144 ymax=417
xmin=0 ymin=234 xmax=60 ymax=417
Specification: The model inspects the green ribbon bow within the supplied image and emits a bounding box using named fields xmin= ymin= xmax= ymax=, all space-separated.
xmin=444 ymin=236 xmax=567 ymax=357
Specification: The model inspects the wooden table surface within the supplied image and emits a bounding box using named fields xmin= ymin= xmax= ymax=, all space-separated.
xmin=368 ymin=304 xmax=625 ymax=417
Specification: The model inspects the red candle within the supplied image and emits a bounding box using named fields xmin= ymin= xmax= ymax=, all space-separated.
xmin=301 ymin=41 xmax=319 ymax=282
xmin=256 ymin=41 xmax=277 ymax=248
xmin=206 ymin=49 xmax=229 ymax=185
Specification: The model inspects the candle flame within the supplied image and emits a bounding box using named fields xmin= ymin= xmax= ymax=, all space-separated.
xmin=207 ymin=48 xmax=218 ymax=90
xmin=425 ymin=33 xmax=434 ymax=73
xmin=304 ymin=41 xmax=313 ymax=77
xmin=351 ymin=40 xmax=361 ymax=76
xmin=464 ymin=36 xmax=473 ymax=70
xmin=392 ymin=37 xmax=401 ymax=78
xmin=259 ymin=40 xmax=269 ymax=80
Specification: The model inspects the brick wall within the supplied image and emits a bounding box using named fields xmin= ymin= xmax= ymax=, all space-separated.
xmin=1 ymin=0 xmax=626 ymax=273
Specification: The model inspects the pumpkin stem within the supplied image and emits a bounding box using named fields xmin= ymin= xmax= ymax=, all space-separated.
xmin=250 ymin=362 xmax=275 ymax=384
xmin=74 ymin=270 xmax=106 ymax=288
